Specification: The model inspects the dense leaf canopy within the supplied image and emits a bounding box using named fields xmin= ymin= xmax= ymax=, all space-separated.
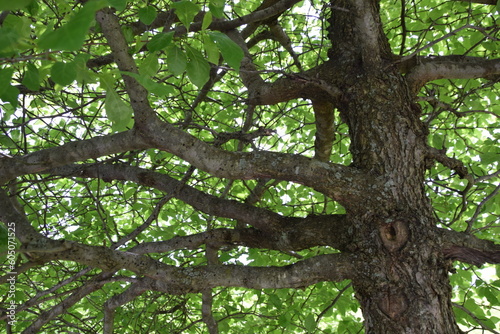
xmin=0 ymin=0 xmax=499 ymax=333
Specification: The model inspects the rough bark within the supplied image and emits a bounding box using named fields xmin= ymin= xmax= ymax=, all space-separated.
xmin=319 ymin=0 xmax=465 ymax=332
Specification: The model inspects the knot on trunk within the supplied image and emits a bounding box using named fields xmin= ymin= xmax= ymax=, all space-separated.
xmin=378 ymin=288 xmax=408 ymax=319
xmin=379 ymin=219 xmax=409 ymax=252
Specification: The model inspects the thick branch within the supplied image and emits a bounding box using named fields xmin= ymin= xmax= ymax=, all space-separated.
xmin=0 ymin=188 xmax=54 ymax=245
xmin=227 ymin=29 xmax=339 ymax=105
xmin=1 ymin=121 xmax=370 ymax=210
xmin=0 ymin=130 xmax=148 ymax=184
xmin=352 ymin=0 xmax=382 ymax=68
xmin=444 ymin=246 xmax=500 ymax=266
xmin=96 ymin=8 xmax=157 ymax=124
xmin=206 ymin=0 xmax=301 ymax=32
xmin=313 ymin=100 xmax=336 ymax=162
xmin=143 ymin=118 xmax=378 ymax=208
xmin=50 ymin=163 xmax=287 ymax=233
xmin=439 ymin=228 xmax=500 ymax=266
xmin=129 ymin=215 xmax=350 ymax=254
xmin=51 ymin=163 xmax=352 ymax=246
xmin=48 ymin=241 xmax=355 ymax=293
xmin=406 ymin=56 xmax=500 ymax=93
xmin=426 ymin=146 xmax=469 ymax=178
xmin=250 ymin=68 xmax=341 ymax=105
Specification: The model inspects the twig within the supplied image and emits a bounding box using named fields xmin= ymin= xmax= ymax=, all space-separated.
xmin=452 ymin=302 xmax=500 ymax=334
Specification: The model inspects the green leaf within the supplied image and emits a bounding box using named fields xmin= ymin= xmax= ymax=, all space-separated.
xmin=122 ymin=25 xmax=134 ymax=43
xmin=166 ymin=45 xmax=188 ymax=76
xmin=38 ymin=1 xmax=107 ymax=51
xmin=278 ymin=313 xmax=291 ymax=327
xmin=0 ymin=86 xmax=19 ymax=107
xmin=147 ymin=31 xmax=174 ymax=52
xmin=25 ymin=0 xmax=39 ymax=15
xmin=171 ymin=0 xmax=200 ymax=31
xmin=480 ymin=152 xmax=498 ymax=165
xmin=202 ymin=12 xmax=212 ymax=30
xmin=209 ymin=0 xmax=225 ymax=18
xmin=203 ymin=34 xmax=220 ymax=64
xmin=269 ymin=294 xmax=281 ymax=309
xmin=107 ymin=0 xmax=127 ymax=11
xmin=185 ymin=46 xmax=210 ymax=87
xmin=0 ymin=26 xmax=20 ymax=57
xmin=99 ymin=72 xmax=116 ymax=91
xmin=208 ymin=31 xmax=244 ymax=72
xmin=210 ymin=0 xmax=225 ymax=7
xmin=22 ymin=63 xmax=40 ymax=91
xmin=100 ymin=72 xmax=134 ymax=131
xmin=104 ymin=89 xmax=134 ymax=132
xmin=50 ymin=61 xmax=77 ymax=86
xmin=6 ymin=13 xmax=31 ymax=38
xmin=0 ymin=68 xmax=19 ymax=107
xmin=139 ymin=53 xmax=159 ymax=77
xmin=0 ymin=0 xmax=33 ymax=10
xmin=477 ymin=286 xmax=499 ymax=305
xmin=431 ymin=133 xmax=444 ymax=150
xmin=304 ymin=313 xmax=316 ymax=333
xmin=0 ymin=15 xmax=32 ymax=56
xmin=138 ymin=5 xmax=157 ymax=25
xmin=123 ymin=71 xmax=173 ymax=97
xmin=464 ymin=298 xmax=481 ymax=314
xmin=428 ymin=8 xmax=445 ymax=22
xmin=74 ymin=53 xmax=94 ymax=84
xmin=0 ymin=15 xmax=32 ymax=55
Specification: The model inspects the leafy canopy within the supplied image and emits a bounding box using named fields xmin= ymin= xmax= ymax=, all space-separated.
xmin=0 ymin=0 xmax=499 ymax=333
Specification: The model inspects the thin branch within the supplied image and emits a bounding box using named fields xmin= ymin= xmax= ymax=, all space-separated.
xmin=316 ymin=282 xmax=352 ymax=322
xmin=401 ymin=25 xmax=474 ymax=63
xmin=476 ymin=169 xmax=500 ymax=183
xmin=451 ymin=0 xmax=498 ymax=5
xmin=452 ymin=302 xmax=500 ymax=334
xmin=205 ymin=0 xmax=302 ymax=33
xmin=418 ymin=96 xmax=499 ymax=119
xmin=23 ymin=271 xmax=115 ymax=334
xmin=104 ymin=281 xmax=147 ymax=334
xmin=49 ymin=163 xmax=352 ymax=249
xmin=0 ymin=10 xmax=9 ymax=25
xmin=467 ymin=184 xmax=500 ymax=233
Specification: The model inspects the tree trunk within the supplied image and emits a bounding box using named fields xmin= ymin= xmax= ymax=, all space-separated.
xmin=323 ymin=2 xmax=464 ymax=331
xmin=337 ymin=70 xmax=463 ymax=333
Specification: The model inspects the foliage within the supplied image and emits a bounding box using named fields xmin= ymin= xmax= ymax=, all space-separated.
xmin=0 ymin=0 xmax=498 ymax=333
